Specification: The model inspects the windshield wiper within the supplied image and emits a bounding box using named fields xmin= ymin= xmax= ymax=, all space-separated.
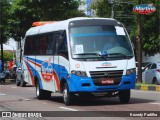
xmin=105 ymin=53 xmax=133 ymax=59
xmin=74 ymin=53 xmax=107 ymax=60
xmin=74 ymin=53 xmax=99 ymax=55
xmin=74 ymin=53 xmax=133 ymax=59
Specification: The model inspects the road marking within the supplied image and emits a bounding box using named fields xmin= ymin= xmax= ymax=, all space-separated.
xmin=59 ymin=107 xmax=78 ymax=111
xmin=12 ymin=87 xmax=17 ymax=88
xmin=148 ymin=102 xmax=160 ymax=105
xmin=28 ymin=89 xmax=34 ymax=91
xmin=23 ymin=99 xmax=32 ymax=101
xmin=0 ymin=93 xmax=6 ymax=96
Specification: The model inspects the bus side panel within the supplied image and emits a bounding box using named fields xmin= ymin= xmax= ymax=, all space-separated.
xmin=29 ymin=56 xmax=57 ymax=92
xmin=54 ymin=56 xmax=69 ymax=84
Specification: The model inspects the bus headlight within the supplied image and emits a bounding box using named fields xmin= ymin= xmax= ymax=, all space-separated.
xmin=71 ymin=70 xmax=87 ymax=77
xmin=126 ymin=68 xmax=136 ymax=76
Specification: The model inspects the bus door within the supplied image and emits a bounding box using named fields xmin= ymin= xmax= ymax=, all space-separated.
xmin=53 ymin=33 xmax=63 ymax=92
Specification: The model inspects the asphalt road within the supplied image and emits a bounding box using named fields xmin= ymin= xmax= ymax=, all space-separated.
xmin=0 ymin=83 xmax=160 ymax=120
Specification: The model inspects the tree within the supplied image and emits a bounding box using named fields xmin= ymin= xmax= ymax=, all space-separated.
xmin=92 ymin=0 xmax=134 ymax=33
xmin=92 ymin=0 xmax=111 ymax=18
xmin=0 ymin=0 xmax=12 ymax=43
xmin=0 ymin=50 xmax=13 ymax=61
xmin=7 ymin=0 xmax=85 ymax=41
xmin=141 ymin=0 xmax=160 ymax=54
xmin=92 ymin=0 xmax=160 ymax=54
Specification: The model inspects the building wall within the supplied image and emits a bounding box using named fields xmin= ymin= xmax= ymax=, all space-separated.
xmin=142 ymin=53 xmax=160 ymax=63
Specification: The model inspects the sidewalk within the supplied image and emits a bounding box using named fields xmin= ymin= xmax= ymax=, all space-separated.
xmin=4 ymin=79 xmax=15 ymax=83
xmin=135 ymin=84 xmax=160 ymax=92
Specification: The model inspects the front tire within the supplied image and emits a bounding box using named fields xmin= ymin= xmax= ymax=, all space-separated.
xmin=63 ymin=83 xmax=74 ymax=105
xmin=119 ymin=90 xmax=130 ymax=104
xmin=36 ymin=81 xmax=51 ymax=100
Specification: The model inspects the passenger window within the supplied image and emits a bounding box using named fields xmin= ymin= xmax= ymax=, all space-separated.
xmin=39 ymin=35 xmax=47 ymax=55
xmin=59 ymin=32 xmax=67 ymax=51
xmin=34 ymin=36 xmax=39 ymax=55
xmin=54 ymin=34 xmax=61 ymax=55
xmin=46 ymin=34 xmax=56 ymax=55
xmin=144 ymin=64 xmax=152 ymax=70
xmin=24 ymin=36 xmax=33 ymax=55
xmin=58 ymin=31 xmax=68 ymax=59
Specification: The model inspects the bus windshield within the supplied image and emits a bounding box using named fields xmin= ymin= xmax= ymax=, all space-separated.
xmin=70 ymin=25 xmax=134 ymax=60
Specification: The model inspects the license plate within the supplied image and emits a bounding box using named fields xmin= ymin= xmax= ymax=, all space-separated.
xmin=101 ymin=79 xmax=114 ymax=84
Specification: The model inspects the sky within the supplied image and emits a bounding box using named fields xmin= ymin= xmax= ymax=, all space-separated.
xmin=0 ymin=38 xmax=17 ymax=51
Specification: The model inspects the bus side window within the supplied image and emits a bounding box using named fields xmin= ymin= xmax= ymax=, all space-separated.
xmin=54 ymin=34 xmax=61 ymax=55
xmin=46 ymin=34 xmax=56 ymax=55
xmin=39 ymin=35 xmax=47 ymax=55
xmin=34 ymin=36 xmax=39 ymax=55
xmin=24 ymin=36 xmax=33 ymax=55
xmin=58 ymin=31 xmax=68 ymax=59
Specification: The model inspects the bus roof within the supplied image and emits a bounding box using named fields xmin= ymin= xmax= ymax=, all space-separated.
xmin=25 ymin=17 xmax=118 ymax=36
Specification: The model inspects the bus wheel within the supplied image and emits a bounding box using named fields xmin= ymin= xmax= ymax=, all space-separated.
xmin=63 ymin=83 xmax=73 ymax=105
xmin=119 ymin=90 xmax=130 ymax=104
xmin=36 ymin=81 xmax=51 ymax=100
xmin=36 ymin=81 xmax=44 ymax=100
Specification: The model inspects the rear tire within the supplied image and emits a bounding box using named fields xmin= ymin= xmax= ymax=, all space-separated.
xmin=119 ymin=90 xmax=130 ymax=104
xmin=1 ymin=78 xmax=5 ymax=83
xmin=63 ymin=83 xmax=74 ymax=105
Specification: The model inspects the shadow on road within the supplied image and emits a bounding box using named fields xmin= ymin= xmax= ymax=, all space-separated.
xmin=49 ymin=95 xmax=155 ymax=106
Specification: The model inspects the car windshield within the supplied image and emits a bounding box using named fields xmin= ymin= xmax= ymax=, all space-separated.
xmin=70 ymin=25 xmax=133 ymax=60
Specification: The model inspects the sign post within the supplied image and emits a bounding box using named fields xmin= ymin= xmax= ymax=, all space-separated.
xmin=133 ymin=2 xmax=156 ymax=83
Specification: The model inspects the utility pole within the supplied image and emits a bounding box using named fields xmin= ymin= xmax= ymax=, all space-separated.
xmin=137 ymin=0 xmax=142 ymax=83
xmin=108 ymin=0 xmax=115 ymax=18
xmin=0 ymin=2 xmax=4 ymax=72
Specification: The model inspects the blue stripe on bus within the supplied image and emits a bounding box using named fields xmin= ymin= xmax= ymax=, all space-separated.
xmin=71 ymin=32 xmax=117 ymax=37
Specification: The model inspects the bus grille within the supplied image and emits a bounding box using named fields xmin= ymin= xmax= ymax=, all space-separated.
xmin=89 ymin=70 xmax=123 ymax=86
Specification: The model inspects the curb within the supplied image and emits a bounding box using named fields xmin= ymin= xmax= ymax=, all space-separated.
xmin=135 ymin=84 xmax=160 ymax=92
xmin=5 ymin=79 xmax=15 ymax=83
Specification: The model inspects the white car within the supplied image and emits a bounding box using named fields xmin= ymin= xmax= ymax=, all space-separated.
xmin=142 ymin=62 xmax=160 ymax=84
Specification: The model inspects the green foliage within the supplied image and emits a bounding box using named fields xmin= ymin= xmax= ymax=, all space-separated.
xmin=0 ymin=50 xmax=13 ymax=61
xmin=141 ymin=0 xmax=160 ymax=54
xmin=0 ymin=0 xmax=12 ymax=43
xmin=92 ymin=0 xmax=111 ymax=18
xmin=2 ymin=0 xmax=85 ymax=42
